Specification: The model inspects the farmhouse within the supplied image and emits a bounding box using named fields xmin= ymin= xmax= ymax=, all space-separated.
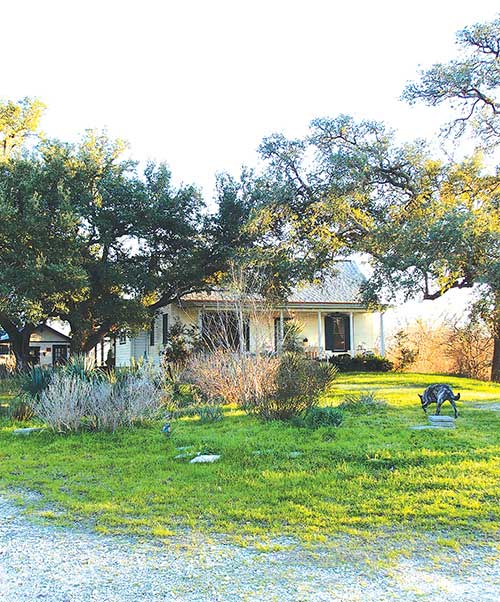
xmin=116 ymin=260 xmax=385 ymax=367
xmin=0 ymin=324 xmax=71 ymax=367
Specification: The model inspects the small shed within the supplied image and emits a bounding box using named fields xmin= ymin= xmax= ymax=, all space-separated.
xmin=0 ymin=325 xmax=71 ymax=367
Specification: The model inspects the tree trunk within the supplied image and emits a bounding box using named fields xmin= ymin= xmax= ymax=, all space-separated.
xmin=0 ymin=317 xmax=35 ymax=371
xmin=68 ymin=320 xmax=112 ymax=356
xmin=491 ymin=334 xmax=500 ymax=383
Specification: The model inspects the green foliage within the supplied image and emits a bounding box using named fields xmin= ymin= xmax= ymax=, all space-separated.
xmin=389 ymin=330 xmax=419 ymax=371
xmin=302 ymin=405 xmax=344 ymax=428
xmin=339 ymin=390 xmax=388 ymax=414
xmin=161 ymin=320 xmax=201 ymax=365
xmin=0 ymin=97 xmax=45 ymax=160
xmin=281 ymin=319 xmax=304 ymax=353
xmin=403 ymin=16 xmax=500 ymax=148
xmin=8 ymin=395 xmax=34 ymax=421
xmin=248 ymin=352 xmax=337 ymax=421
xmin=19 ymin=366 xmax=53 ymax=400
xmin=329 ymin=353 xmax=393 ymax=373
xmin=196 ymin=404 xmax=224 ymax=423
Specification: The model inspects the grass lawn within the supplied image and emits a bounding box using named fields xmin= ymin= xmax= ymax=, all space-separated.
xmin=0 ymin=372 xmax=499 ymax=546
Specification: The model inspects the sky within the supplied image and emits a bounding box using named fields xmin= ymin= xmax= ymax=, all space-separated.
xmin=3 ymin=0 xmax=498 ymax=332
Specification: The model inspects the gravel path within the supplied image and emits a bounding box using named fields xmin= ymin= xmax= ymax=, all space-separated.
xmin=0 ymin=496 xmax=499 ymax=601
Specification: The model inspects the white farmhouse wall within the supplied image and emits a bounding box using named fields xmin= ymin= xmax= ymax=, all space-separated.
xmin=118 ymin=304 xmax=381 ymax=366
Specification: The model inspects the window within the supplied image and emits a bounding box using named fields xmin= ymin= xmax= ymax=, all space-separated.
xmin=0 ymin=344 xmax=9 ymax=356
xmin=202 ymin=311 xmax=249 ymax=352
xmin=274 ymin=316 xmax=292 ymax=351
xmin=119 ymin=332 xmax=127 ymax=344
xmin=162 ymin=314 xmax=169 ymax=345
xmin=149 ymin=318 xmax=155 ymax=346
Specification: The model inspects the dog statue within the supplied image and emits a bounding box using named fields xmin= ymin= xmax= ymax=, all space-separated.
xmin=418 ymin=384 xmax=460 ymax=418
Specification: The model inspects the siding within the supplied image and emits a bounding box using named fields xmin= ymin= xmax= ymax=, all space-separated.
xmin=118 ymin=305 xmax=381 ymax=365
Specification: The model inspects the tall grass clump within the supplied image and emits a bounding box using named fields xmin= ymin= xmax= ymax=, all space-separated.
xmin=26 ymin=359 xmax=167 ymax=433
xmin=339 ymin=390 xmax=388 ymax=414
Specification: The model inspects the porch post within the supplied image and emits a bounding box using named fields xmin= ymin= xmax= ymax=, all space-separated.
xmin=379 ymin=312 xmax=385 ymax=357
xmin=317 ymin=311 xmax=323 ymax=359
xmin=349 ymin=312 xmax=354 ymax=357
xmin=198 ymin=308 xmax=203 ymax=336
xmin=278 ymin=309 xmax=284 ymax=352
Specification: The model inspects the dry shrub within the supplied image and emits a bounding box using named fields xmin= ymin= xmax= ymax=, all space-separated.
xmin=35 ymin=366 xmax=165 ymax=433
xmin=388 ymin=317 xmax=493 ymax=380
xmin=183 ymin=350 xmax=279 ymax=408
xmin=36 ymin=373 xmax=89 ymax=432
xmin=184 ymin=350 xmax=336 ymax=421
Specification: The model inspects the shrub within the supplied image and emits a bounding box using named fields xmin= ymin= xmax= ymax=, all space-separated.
xmin=183 ymin=350 xmax=280 ymax=408
xmin=19 ymin=366 xmax=53 ymax=400
xmin=303 ymin=406 xmax=344 ymax=428
xmin=34 ymin=365 xmax=166 ymax=433
xmin=329 ymin=353 xmax=393 ymax=373
xmin=196 ymin=404 xmax=224 ymax=423
xmin=9 ymin=394 xmax=35 ymax=421
xmin=245 ymin=352 xmax=337 ymax=421
xmin=183 ymin=350 xmax=337 ymax=422
xmin=161 ymin=321 xmax=202 ymax=365
xmin=36 ymin=373 xmax=90 ymax=432
xmin=339 ymin=390 xmax=387 ymax=414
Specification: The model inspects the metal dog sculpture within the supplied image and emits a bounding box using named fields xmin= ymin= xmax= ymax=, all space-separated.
xmin=418 ymin=384 xmax=460 ymax=418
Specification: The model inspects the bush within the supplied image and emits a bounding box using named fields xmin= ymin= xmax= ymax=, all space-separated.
xmin=245 ymin=352 xmax=337 ymax=421
xmin=19 ymin=366 xmax=53 ymax=400
xmin=34 ymin=364 xmax=166 ymax=433
xmin=161 ymin=321 xmax=202 ymax=365
xmin=196 ymin=404 xmax=224 ymax=423
xmin=303 ymin=406 xmax=344 ymax=429
xmin=183 ymin=350 xmax=280 ymax=408
xmin=9 ymin=394 xmax=35 ymax=421
xmin=339 ymin=390 xmax=387 ymax=414
xmin=36 ymin=373 xmax=89 ymax=432
xmin=329 ymin=353 xmax=393 ymax=373
xmin=183 ymin=350 xmax=337 ymax=421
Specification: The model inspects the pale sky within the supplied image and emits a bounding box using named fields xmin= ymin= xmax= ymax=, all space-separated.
xmin=3 ymin=0 xmax=498 ymax=330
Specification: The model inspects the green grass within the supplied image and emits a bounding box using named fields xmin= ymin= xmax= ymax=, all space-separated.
xmin=0 ymin=372 xmax=499 ymax=545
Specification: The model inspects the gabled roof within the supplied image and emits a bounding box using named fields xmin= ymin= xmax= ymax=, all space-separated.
xmin=181 ymin=260 xmax=367 ymax=306
xmin=0 ymin=324 xmax=71 ymax=343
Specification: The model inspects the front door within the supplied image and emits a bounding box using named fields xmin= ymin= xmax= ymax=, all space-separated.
xmin=324 ymin=315 xmax=350 ymax=353
xmin=52 ymin=345 xmax=69 ymax=366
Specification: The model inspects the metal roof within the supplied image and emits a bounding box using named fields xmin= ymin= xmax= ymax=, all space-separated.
xmin=181 ymin=260 xmax=367 ymax=306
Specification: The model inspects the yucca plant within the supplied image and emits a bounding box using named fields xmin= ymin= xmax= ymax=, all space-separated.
xmin=19 ymin=365 xmax=54 ymax=400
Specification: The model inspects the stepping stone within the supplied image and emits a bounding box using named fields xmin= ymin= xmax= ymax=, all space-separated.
xmin=428 ymin=415 xmax=455 ymax=428
xmin=189 ymin=454 xmax=220 ymax=464
xmin=12 ymin=427 xmax=45 ymax=436
xmin=288 ymin=451 xmax=303 ymax=458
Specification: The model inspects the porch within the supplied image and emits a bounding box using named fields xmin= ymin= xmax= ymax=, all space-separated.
xmin=179 ymin=304 xmax=384 ymax=359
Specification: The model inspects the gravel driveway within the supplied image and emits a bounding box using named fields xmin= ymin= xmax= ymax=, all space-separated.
xmin=0 ymin=496 xmax=498 ymax=601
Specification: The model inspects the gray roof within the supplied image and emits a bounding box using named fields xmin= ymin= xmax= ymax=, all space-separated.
xmin=181 ymin=260 xmax=367 ymax=306
xmin=0 ymin=324 xmax=71 ymax=343
xmin=287 ymin=261 xmax=366 ymax=304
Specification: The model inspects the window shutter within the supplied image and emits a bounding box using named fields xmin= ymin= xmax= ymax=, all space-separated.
xmin=149 ymin=318 xmax=155 ymax=346
xmin=324 ymin=315 xmax=334 ymax=351
xmin=344 ymin=315 xmax=351 ymax=352
xmin=162 ymin=314 xmax=169 ymax=345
